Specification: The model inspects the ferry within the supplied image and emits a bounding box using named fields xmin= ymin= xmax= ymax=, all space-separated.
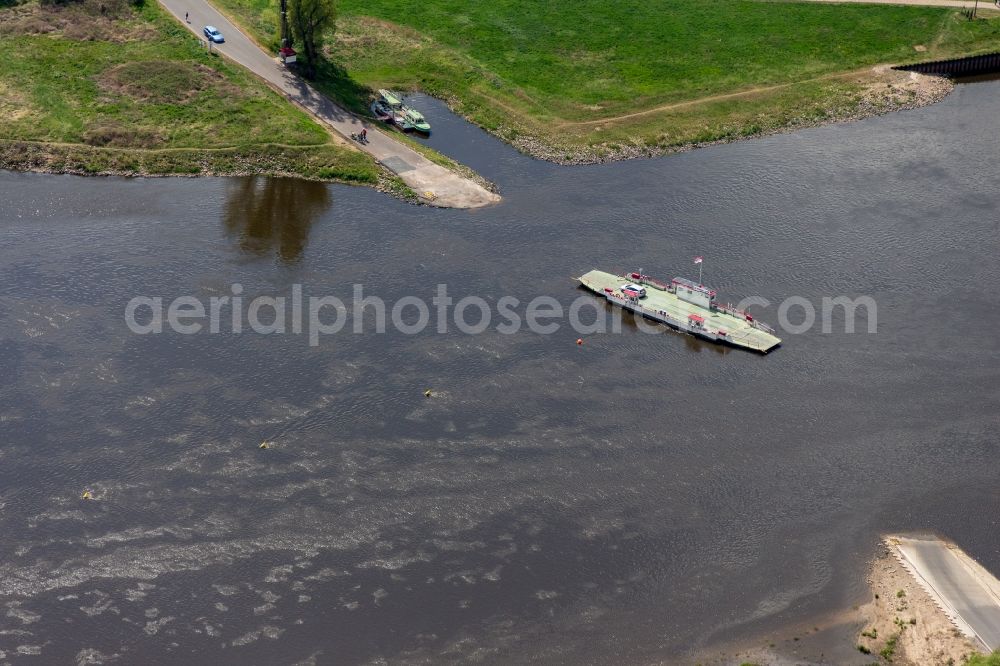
xmin=577 ymin=269 xmax=781 ymax=353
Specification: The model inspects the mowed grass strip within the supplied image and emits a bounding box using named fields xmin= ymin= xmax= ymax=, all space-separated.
xmin=0 ymin=0 xmax=379 ymax=182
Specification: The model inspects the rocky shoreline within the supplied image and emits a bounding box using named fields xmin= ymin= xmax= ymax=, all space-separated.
xmin=0 ymin=69 xmax=952 ymax=200
xmin=0 ymin=139 xmax=417 ymax=202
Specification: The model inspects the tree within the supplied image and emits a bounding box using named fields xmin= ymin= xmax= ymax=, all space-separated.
xmin=288 ymin=0 xmax=335 ymax=79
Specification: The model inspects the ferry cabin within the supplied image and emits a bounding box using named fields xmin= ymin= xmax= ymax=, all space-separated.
xmin=671 ymin=277 xmax=716 ymax=309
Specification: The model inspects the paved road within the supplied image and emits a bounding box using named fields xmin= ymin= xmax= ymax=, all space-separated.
xmin=892 ymin=535 xmax=1000 ymax=651
xmin=159 ymin=0 xmax=499 ymax=208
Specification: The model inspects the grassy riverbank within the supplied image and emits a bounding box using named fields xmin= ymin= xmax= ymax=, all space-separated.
xmin=0 ymin=0 xmax=380 ymax=183
xmin=213 ymin=0 xmax=1000 ymax=161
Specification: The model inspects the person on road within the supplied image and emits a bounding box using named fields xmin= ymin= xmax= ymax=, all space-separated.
xmin=360 ymin=128 xmax=367 ymax=142
xmin=185 ymin=11 xmax=189 ymax=22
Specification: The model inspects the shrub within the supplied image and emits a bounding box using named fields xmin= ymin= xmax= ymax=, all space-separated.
xmin=881 ymin=633 xmax=900 ymax=661
xmin=965 ymin=650 xmax=1000 ymax=666
xmin=82 ymin=124 xmax=163 ymax=148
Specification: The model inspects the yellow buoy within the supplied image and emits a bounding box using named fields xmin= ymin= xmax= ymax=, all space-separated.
xmin=81 ymin=490 xmax=93 ymax=500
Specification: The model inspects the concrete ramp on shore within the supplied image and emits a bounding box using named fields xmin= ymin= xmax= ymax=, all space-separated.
xmin=886 ymin=534 xmax=1000 ymax=651
xmin=157 ymin=0 xmax=499 ymax=209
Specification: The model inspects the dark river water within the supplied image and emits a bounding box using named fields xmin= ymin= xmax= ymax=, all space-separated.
xmin=1 ymin=80 xmax=1000 ymax=665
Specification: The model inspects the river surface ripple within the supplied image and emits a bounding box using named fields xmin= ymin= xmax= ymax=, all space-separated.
xmin=0 ymin=82 xmax=999 ymax=665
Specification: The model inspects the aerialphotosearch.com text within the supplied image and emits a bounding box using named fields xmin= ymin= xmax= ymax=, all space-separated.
xmin=124 ymin=283 xmax=877 ymax=346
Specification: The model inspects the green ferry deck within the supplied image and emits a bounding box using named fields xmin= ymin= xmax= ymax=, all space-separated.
xmin=578 ymin=269 xmax=781 ymax=353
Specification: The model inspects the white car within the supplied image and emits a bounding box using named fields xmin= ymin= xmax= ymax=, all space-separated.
xmin=621 ymin=283 xmax=646 ymax=298
xmin=203 ymin=26 xmax=225 ymax=43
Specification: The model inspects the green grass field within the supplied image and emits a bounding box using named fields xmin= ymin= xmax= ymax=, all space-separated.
xmin=332 ymin=0 xmax=994 ymax=109
xmin=212 ymin=0 xmax=1000 ymax=158
xmin=0 ymin=0 xmax=379 ymax=182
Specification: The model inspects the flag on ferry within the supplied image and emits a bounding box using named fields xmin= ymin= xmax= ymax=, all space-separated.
xmin=693 ymin=256 xmax=703 ymax=264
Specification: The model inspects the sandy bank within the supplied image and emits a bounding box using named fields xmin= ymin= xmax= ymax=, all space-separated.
xmin=857 ymin=540 xmax=984 ymax=665
xmin=688 ymin=535 xmax=991 ymax=665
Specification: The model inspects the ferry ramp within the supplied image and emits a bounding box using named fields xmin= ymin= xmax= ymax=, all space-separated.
xmin=157 ymin=0 xmax=499 ymax=208
xmin=887 ymin=534 xmax=1000 ymax=651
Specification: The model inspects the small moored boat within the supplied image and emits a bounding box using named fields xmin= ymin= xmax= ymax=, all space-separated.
xmin=402 ymin=107 xmax=430 ymax=133
xmin=371 ymin=89 xmax=410 ymax=129
xmin=369 ymin=89 xmax=431 ymax=133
